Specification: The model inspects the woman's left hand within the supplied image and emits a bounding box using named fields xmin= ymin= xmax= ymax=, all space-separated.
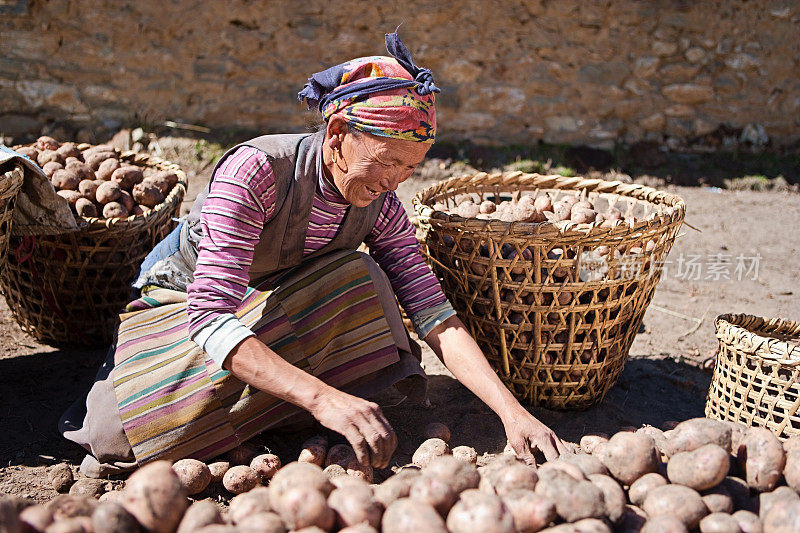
xmin=501 ymin=406 xmax=569 ymax=465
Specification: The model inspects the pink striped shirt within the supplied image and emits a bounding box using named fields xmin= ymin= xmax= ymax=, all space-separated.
xmin=187 ymin=146 xmax=448 ymax=337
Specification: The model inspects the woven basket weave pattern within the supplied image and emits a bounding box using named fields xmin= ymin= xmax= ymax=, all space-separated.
xmin=706 ymin=314 xmax=800 ymax=440
xmin=0 ymin=150 xmax=186 ymax=346
xmin=414 ymin=172 xmax=685 ymax=409
xmin=0 ymin=164 xmax=24 ymax=271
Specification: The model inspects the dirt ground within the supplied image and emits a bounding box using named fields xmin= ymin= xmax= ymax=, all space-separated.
xmin=1 ymin=136 xmax=798 ymax=504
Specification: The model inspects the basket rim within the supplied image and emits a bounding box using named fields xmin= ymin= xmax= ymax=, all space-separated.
xmin=412 ymin=171 xmax=686 ymax=238
xmin=715 ymin=313 xmax=800 ymax=365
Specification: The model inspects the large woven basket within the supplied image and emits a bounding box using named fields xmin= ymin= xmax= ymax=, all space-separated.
xmin=0 ymin=150 xmax=186 ymax=347
xmin=706 ymin=314 xmax=800 ymax=440
xmin=413 ymin=172 xmax=685 ymax=409
xmin=0 ymin=162 xmax=24 ymax=270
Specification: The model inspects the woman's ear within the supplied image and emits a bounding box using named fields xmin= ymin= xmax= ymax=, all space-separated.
xmin=326 ymin=115 xmax=348 ymax=150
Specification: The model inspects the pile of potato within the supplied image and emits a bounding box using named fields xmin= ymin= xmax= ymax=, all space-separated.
xmin=433 ymin=193 xmax=626 ymax=226
xmin=15 ymin=136 xmax=179 ymax=220
xmin=4 ymin=418 xmax=799 ymax=532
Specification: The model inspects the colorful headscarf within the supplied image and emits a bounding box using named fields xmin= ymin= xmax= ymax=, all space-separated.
xmin=298 ymin=32 xmax=439 ymax=143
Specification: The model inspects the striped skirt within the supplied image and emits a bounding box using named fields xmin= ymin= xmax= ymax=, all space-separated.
xmin=60 ymin=250 xmax=425 ymax=477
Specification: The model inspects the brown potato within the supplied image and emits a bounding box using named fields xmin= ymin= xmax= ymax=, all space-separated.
xmin=597 ymin=431 xmax=660 ymax=485
xmin=699 ymin=512 xmax=741 ymax=533
xmin=479 ymin=200 xmax=497 ymax=214
xmin=172 ymin=458 xmax=212 ymax=495
xmin=278 ymin=486 xmax=334 ymax=531
xmin=52 ymin=169 xmax=82 ymax=190
xmin=47 ymin=494 xmax=98 ymax=521
xmin=480 ymin=463 xmax=538 ymax=496
xmin=229 ymin=486 xmax=272 ymax=524
xmin=328 ymin=483 xmax=383 ymax=528
xmin=588 ymin=473 xmax=626 ymax=524
xmin=98 ymin=490 xmax=124 ymax=503
xmin=17 ymin=146 xmax=39 ymax=159
xmin=48 ymin=463 xmax=75 ymax=493
xmin=250 ymin=453 xmax=281 ymax=481
xmin=37 ymin=149 xmax=64 ymax=167
xmin=65 ymin=160 xmax=95 ymax=181
xmin=117 ymin=190 xmax=135 ymax=212
xmin=339 ymin=524 xmax=379 ymax=533
xmin=667 ymin=418 xmax=732 ymax=456
xmin=537 ymin=459 xmax=588 ymax=482
xmin=57 ymin=190 xmax=83 ymax=208
xmin=373 ymin=469 xmax=420 ymax=508
xmin=667 ymin=444 xmax=730 ymax=491
xmin=42 ymin=161 xmax=64 ymax=178
xmin=20 ymin=503 xmax=54 ymax=531
xmin=446 ymin=489 xmax=515 ymax=533
xmin=345 ymin=459 xmax=373 ymax=483
xmin=456 ymin=201 xmax=480 ymax=219
xmin=702 ymin=485 xmax=734 ymax=514
xmin=227 ymin=443 xmax=260 ymax=465
xmin=269 ymin=462 xmax=334 ymax=509
xmin=410 ymin=475 xmax=457 ymax=516
xmin=57 ymin=142 xmax=81 ymax=159
xmin=534 ymin=195 xmax=553 ymax=212
xmin=412 ymin=438 xmax=450 ymax=468
xmin=102 ymin=202 xmax=129 ymax=219
xmin=641 ymin=515 xmax=689 ymax=532
xmin=325 ymin=444 xmax=357 ymax=469
xmin=77 ymin=180 xmax=99 ymax=201
xmin=84 ymin=151 xmax=118 ymax=171
xmin=75 ymin=198 xmax=98 ymax=218
xmin=642 ymin=484 xmax=708 ymax=529
xmin=323 ymin=463 xmax=348 ymax=481
xmin=580 ymin=434 xmax=609 ymax=455
xmin=299 ymin=436 xmax=328 ymax=467
xmin=425 ymin=455 xmax=480 ymax=494
xmin=95 ymin=181 xmax=121 ymax=204
xmin=144 ymin=170 xmax=179 ymax=195
xmin=424 ymin=422 xmax=451 ymax=444
xmin=91 ymin=502 xmax=139 ymax=533
xmin=133 ymin=181 xmax=165 ymax=208
xmin=236 ymin=511 xmax=285 ymax=533
xmin=731 ymin=510 xmax=762 ymax=533
xmin=561 ymin=454 xmax=609 ymax=477
xmin=450 ymin=446 xmax=477 ymax=465
xmin=69 ymin=477 xmax=106 ymax=498
xmin=758 ymin=486 xmax=798 ymax=521
xmin=222 ymin=465 xmax=259 ymax=495
xmin=738 ymin=427 xmax=785 ymax=492
xmin=571 ymin=208 xmax=597 ymax=224
xmin=176 ymin=501 xmax=224 ymax=533
xmin=207 ymin=460 xmax=231 ymax=484
xmin=36 ymin=136 xmax=59 ymax=151
xmin=121 ymin=460 xmax=188 ymax=533
xmin=534 ymin=468 xmax=605 ymax=522
xmin=43 ymin=516 xmax=94 ymax=532
xmin=501 ymin=489 xmax=556 ymax=533
xmin=96 ymin=158 xmax=121 ymax=181
xmin=784 ymin=449 xmax=800 ymax=492
xmin=111 ymin=166 xmax=144 ymax=191
xmin=382 ymin=498 xmax=447 ymax=533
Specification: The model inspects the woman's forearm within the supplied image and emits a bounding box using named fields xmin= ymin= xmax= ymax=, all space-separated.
xmin=424 ymin=315 xmax=527 ymax=422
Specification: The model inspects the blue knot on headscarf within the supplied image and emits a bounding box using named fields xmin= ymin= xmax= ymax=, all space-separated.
xmin=297 ymin=31 xmax=440 ymax=112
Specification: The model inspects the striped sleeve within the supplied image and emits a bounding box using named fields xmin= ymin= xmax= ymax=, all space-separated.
xmin=364 ymin=192 xmax=449 ymax=318
xmin=186 ymin=146 xmax=276 ymax=338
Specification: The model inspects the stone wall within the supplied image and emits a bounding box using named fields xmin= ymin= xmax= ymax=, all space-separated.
xmin=1 ymin=0 xmax=798 ymax=149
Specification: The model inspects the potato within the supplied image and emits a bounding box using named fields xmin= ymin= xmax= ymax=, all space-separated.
xmin=424 ymin=422 xmax=451 ymax=444
xmin=0 ymin=497 xmax=22 ymax=533
xmin=667 ymin=418 xmax=732 ymax=456
xmin=534 ymin=469 xmax=605 ymax=522
xmin=75 ymin=198 xmax=98 ymax=218
xmin=84 ymin=151 xmax=118 ymax=171
xmin=176 ymin=500 xmax=224 ymax=533
xmin=207 ymin=460 xmax=231 ymax=483
xmin=52 ymin=169 xmax=82 ymax=190
xmin=501 ymin=489 xmax=556 ymax=533
xmin=56 ymin=142 xmax=80 ymax=158
xmin=480 ymin=463 xmax=538 ymax=496
xmin=339 ymin=524 xmax=378 ymax=533
xmin=69 ymin=477 xmax=106 ymax=498
xmin=95 ymin=181 xmax=121 ymax=204
xmin=479 ymin=200 xmax=497 ymax=214
xmin=571 ymin=519 xmax=613 ymax=533
xmin=446 ymin=489 xmax=515 ymax=533
xmin=345 ymin=459 xmax=373 ymax=483
xmin=91 ymin=502 xmax=139 ymax=533
xmin=37 ymin=149 xmax=65 ymax=167
xmin=382 ymin=498 xmax=447 ymax=533
xmin=77 ymin=179 xmax=99 ymax=200
xmin=629 ymin=472 xmax=668 ymax=507
xmin=410 ymin=475 xmax=457 ymax=516
xmin=324 ymin=463 xmax=347 ymax=481
xmin=422 ymin=455 xmax=479 ymax=495
xmin=642 ymin=484 xmax=708 ymax=529
xmin=118 ymin=190 xmax=135 ymax=212
xmin=103 ymin=201 xmax=129 ymax=219
xmin=784 ymin=450 xmax=800 ymax=493
xmin=65 ymin=160 xmax=95 ymax=181
xmin=222 ymin=465 xmax=259 ymax=494
xmin=56 ymin=190 xmax=83 ymax=209
xmin=35 ymin=136 xmax=59 ymax=150
xmin=121 ymin=461 xmax=187 ymax=533
xmin=738 ymin=428 xmax=785 ymax=492
xmin=456 ymin=201 xmax=480 ymax=219
xmin=551 ymin=202 xmax=572 ymax=221
xmin=250 ymin=453 xmax=281 ymax=481
xmin=762 ymin=496 xmax=800 ymax=532
xmin=758 ymin=486 xmax=798 ymax=521
xmin=48 ymin=464 xmax=75 ymax=493
xmin=194 ymin=526 xmax=237 ymax=533
xmin=229 ymin=486 xmax=272 ymax=524
xmin=328 ymin=483 xmax=382 ymax=528
xmin=144 ymin=171 xmax=179 ymax=195
xmin=699 ymin=512 xmax=742 ymax=533
xmin=236 ymin=511 xmax=285 ymax=533
xmin=702 ymin=485 xmax=734 ymax=514
xmin=452 ymin=446 xmax=478 ymax=465
xmin=277 ymin=486 xmax=334 ymax=531
xmin=17 ymin=146 xmax=39 ymax=159
xmin=325 ymin=444 xmax=357 ymax=468
xmin=42 ymin=161 xmax=64 ymax=178
xmin=588 ymin=473 xmax=625 ymax=524
xmin=562 ymin=454 xmax=609 ymax=477
xmin=641 ymin=516 xmax=689 ymax=533
xmin=534 ymin=195 xmax=553 ymax=212
xmin=374 ymin=470 xmax=420 ymax=508
xmin=96 ymin=158 xmax=121 ymax=181
xmin=44 ymin=516 xmax=94 ymax=532
xmin=269 ymin=462 xmax=334 ymax=508
xmin=537 ymin=460 xmax=587 ymax=483
xmin=111 ymin=166 xmax=144 ymax=191
xmin=571 ymin=208 xmax=597 ymax=224
xmin=298 ymin=436 xmax=328 ymax=467
xmin=597 ymin=431 xmax=660 ymax=485
xmin=731 ymin=510 xmax=762 ymax=533
xmin=667 ymin=444 xmax=730 ymax=491
xmin=172 ymin=458 xmax=212 ymax=495
xmin=784 ymin=435 xmax=800 ymax=455
xmin=580 ymin=434 xmax=609 ymax=455
xmin=720 ymin=476 xmax=758 ymax=514
xmin=412 ymin=438 xmax=450 ymax=468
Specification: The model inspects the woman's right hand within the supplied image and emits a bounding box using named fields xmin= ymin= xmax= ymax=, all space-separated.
xmin=309 ymin=388 xmax=397 ymax=469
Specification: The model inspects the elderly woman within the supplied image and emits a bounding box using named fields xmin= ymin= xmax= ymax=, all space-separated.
xmin=61 ymin=33 xmax=566 ymax=476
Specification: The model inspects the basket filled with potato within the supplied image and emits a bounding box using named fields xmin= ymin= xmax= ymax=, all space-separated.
xmin=0 ymin=162 xmax=24 ymax=272
xmin=706 ymin=313 xmax=800 ymax=440
xmin=413 ymin=171 xmax=685 ymax=409
xmin=0 ymin=136 xmax=186 ymax=346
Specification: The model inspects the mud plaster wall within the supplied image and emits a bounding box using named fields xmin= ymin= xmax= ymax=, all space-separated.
xmin=1 ymin=0 xmax=798 ymax=148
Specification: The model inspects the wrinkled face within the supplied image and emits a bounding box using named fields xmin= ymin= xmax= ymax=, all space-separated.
xmin=326 ymin=125 xmax=431 ymax=207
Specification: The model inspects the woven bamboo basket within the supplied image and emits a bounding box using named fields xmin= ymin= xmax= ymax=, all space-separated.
xmin=413 ymin=172 xmax=685 ymax=409
xmin=0 ymin=150 xmax=186 ymax=347
xmin=706 ymin=314 xmax=800 ymax=440
xmin=0 ymin=162 xmax=24 ymax=270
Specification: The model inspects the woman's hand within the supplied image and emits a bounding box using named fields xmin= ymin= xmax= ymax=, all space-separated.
xmin=309 ymin=388 xmax=397 ymax=469
xmin=502 ymin=406 xmax=569 ymax=465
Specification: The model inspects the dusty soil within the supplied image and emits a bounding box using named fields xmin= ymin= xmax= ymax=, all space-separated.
xmin=1 ymin=135 xmax=798 ymax=504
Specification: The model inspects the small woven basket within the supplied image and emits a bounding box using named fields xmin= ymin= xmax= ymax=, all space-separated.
xmin=0 ymin=162 xmax=24 ymax=270
xmin=0 ymin=150 xmax=186 ymax=347
xmin=706 ymin=314 xmax=800 ymax=440
xmin=413 ymin=172 xmax=685 ymax=409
